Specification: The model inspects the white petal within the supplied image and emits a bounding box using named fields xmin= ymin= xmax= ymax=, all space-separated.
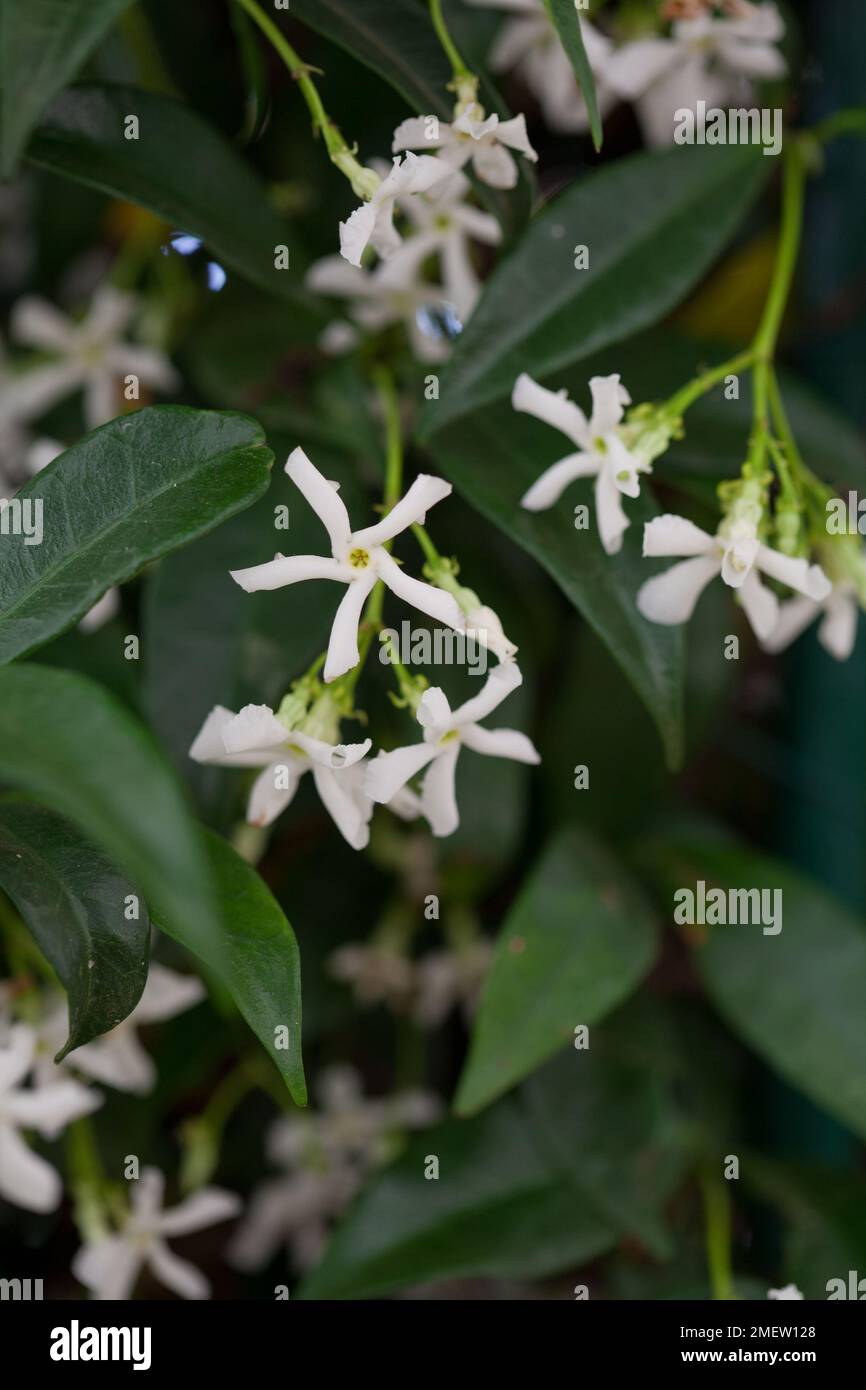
xmin=306 ymin=255 xmax=372 ymax=298
xmin=4 ymin=1078 xmax=100 ymax=1132
xmin=354 ymin=475 xmax=452 ymax=548
xmin=84 ymin=286 xmax=135 ymax=342
xmin=0 ymin=361 xmax=82 ymax=424
xmin=472 ymin=140 xmax=519 ymax=189
xmin=158 ymin=1187 xmax=241 ymax=1237
xmin=720 ymin=533 xmax=759 ymax=588
xmin=190 ymin=706 xmax=269 ymax=768
xmin=490 ymin=113 xmax=538 ymax=161
xmin=312 ymin=764 xmax=372 ymax=849
xmin=420 ymin=745 xmax=460 ymax=836
xmin=78 ymin=587 xmax=120 ymax=633
xmin=452 ymin=660 xmax=522 ymax=726
xmin=290 ymin=732 xmax=371 ymax=770
xmin=594 ymin=466 xmax=630 ymax=555
xmin=642 ymin=514 xmax=716 ymax=558
xmin=285 ymin=446 xmax=352 ymax=553
xmin=818 ymin=591 xmax=858 ymax=661
xmin=221 ymin=703 xmax=289 ymax=756
xmin=376 ymin=550 xmax=465 ymax=630
xmin=588 ymin=374 xmax=630 ymax=435
xmin=364 ymin=742 xmax=440 ymax=804
xmin=230 ymin=553 xmax=351 ymax=592
xmin=717 ymin=37 xmax=786 ymax=80
xmin=11 ymin=296 xmax=75 ymax=351
xmin=637 ymin=554 xmax=721 ymax=624
xmin=441 ymin=232 xmax=481 ymax=321
xmin=460 ymin=724 xmax=540 ymax=763
xmin=134 ymin=963 xmax=205 ymax=1024
xmin=227 ymin=1179 xmax=296 ymax=1269
xmin=0 ymin=1023 xmax=35 ymax=1091
xmin=452 ymin=202 xmax=502 ymax=246
xmin=761 ymin=595 xmax=819 ymax=654
xmin=417 ymin=686 xmax=453 ymax=737
xmin=606 ymin=435 xmax=642 ymax=498
xmin=511 ymin=373 xmax=590 ymax=448
xmin=324 ymin=568 xmax=378 ymax=682
xmin=604 ymin=38 xmax=680 ymax=100
xmin=72 ymin=1032 xmax=155 ymax=1094
xmin=104 ymin=344 xmax=178 ymax=392
xmin=388 ymin=151 xmax=452 ymax=195
xmin=0 ymin=1122 xmax=62 ymax=1212
xmin=521 ymin=452 xmax=597 ymax=510
xmin=73 ymin=1236 xmax=141 ymax=1300
xmin=132 ymin=1166 xmax=165 ymax=1221
xmin=147 ymin=1239 xmax=210 ymax=1300
xmin=391 ymin=116 xmax=445 ymax=152
xmin=246 ymin=759 xmax=303 ymax=827
xmin=756 ymin=545 xmax=832 ymax=600
xmin=339 ymin=201 xmax=379 ymax=267
xmin=737 ymin=568 xmax=779 ymax=641
xmin=84 ymin=370 xmax=119 ymax=428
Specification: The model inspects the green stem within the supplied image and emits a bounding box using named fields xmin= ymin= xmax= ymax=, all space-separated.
xmin=365 ymin=367 xmax=404 ymax=630
xmin=662 ymin=349 xmax=756 ymax=419
xmin=411 ymin=522 xmax=442 ymax=568
xmin=429 ymin=0 xmax=471 ymax=81
xmin=700 ymin=1170 xmax=736 ymax=1301
xmin=811 ymin=107 xmax=866 ymax=146
xmin=233 ymin=0 xmax=347 ymax=158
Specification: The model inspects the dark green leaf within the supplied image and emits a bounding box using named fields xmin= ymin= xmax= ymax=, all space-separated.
xmin=26 ymin=83 xmax=316 ymax=304
xmin=155 ymin=830 xmax=306 ymax=1106
xmin=0 ymin=800 xmax=149 ymax=1058
xmin=0 ymin=663 xmax=219 ymax=966
xmin=418 ymin=145 xmax=770 ymax=437
xmin=0 ymin=406 xmax=272 ymax=663
xmin=642 ymin=835 xmax=866 ymax=1142
xmin=0 ymin=0 xmax=133 ymax=176
xmin=543 ymin=0 xmax=602 ymax=150
xmin=456 ymin=827 xmax=659 ymax=1114
xmin=424 ymin=402 xmax=684 ymax=765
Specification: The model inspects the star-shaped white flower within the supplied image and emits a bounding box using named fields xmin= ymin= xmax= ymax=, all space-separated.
xmin=365 ymin=661 xmax=540 ymax=837
xmin=229 ymin=447 xmax=465 ymax=683
xmin=637 ymin=513 xmax=832 ymax=639
xmin=513 ymin=371 xmax=646 ymax=554
xmin=0 ymin=1024 xmax=101 ymax=1212
xmin=606 ymin=1 xmax=786 ymax=147
xmin=73 ymin=1166 xmax=241 ymax=1300
xmin=467 ymin=0 xmax=616 ymax=134
xmin=386 ymin=167 xmax=502 ymax=320
xmin=190 ymin=702 xmax=373 ymax=847
xmin=306 ymin=244 xmax=456 ymax=364
xmin=0 ymin=286 xmax=178 ymax=429
xmin=761 ymin=582 xmax=859 ymax=661
xmin=339 ymin=152 xmax=452 ymax=267
xmin=392 ymin=106 xmax=538 ymax=191
xmin=767 ymin=1284 xmax=804 ymax=1300
xmin=37 ymin=965 xmax=205 ymax=1097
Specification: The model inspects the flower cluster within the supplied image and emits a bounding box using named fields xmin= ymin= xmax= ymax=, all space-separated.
xmin=191 ymin=448 xmax=539 ymax=847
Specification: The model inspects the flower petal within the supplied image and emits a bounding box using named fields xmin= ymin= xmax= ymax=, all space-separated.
xmin=72 ymin=1032 xmax=155 ymax=1095
xmin=290 ymin=732 xmax=372 ymax=770
xmin=761 ymin=595 xmax=819 ymax=654
xmin=312 ymin=764 xmax=372 ymax=850
xmin=221 ymin=704 xmax=289 ymax=756
xmin=353 ymin=475 xmax=452 ymax=548
xmin=0 ymin=361 xmax=83 ymax=424
xmin=376 ymin=550 xmax=464 ymax=630
xmin=521 ymin=452 xmax=597 ymax=510
xmin=451 ymin=659 xmax=522 ymax=726
xmin=0 ymin=1023 xmax=35 ymax=1092
xmin=246 ymin=759 xmax=304 ymax=827
xmin=230 ymin=554 xmax=351 ymax=593
xmin=642 ymin=514 xmax=716 ymax=558
xmin=420 ymin=744 xmax=460 ymax=836
xmin=604 ymin=37 xmax=680 ymax=99
xmin=391 ymin=116 xmax=444 ymax=152
xmin=756 ymin=545 xmax=832 ymax=600
xmin=11 ymin=296 xmax=76 ymax=351
xmin=158 ymin=1187 xmax=242 ymax=1237
xmin=490 ymin=113 xmax=538 ymax=161
xmin=84 ymin=371 xmax=119 ymax=428
xmin=0 ymin=1121 xmax=62 ymax=1212
xmin=190 ymin=706 xmax=270 ymax=768
xmin=364 ymin=742 xmax=440 ymax=804
xmin=285 ymin=446 xmax=353 ymax=554
xmin=134 ymin=963 xmax=205 ymax=1025
xmin=511 ymin=372 xmax=590 ymax=448
xmin=737 ymin=568 xmax=779 ymax=641
xmin=73 ymin=1236 xmax=142 ymax=1300
xmin=818 ymin=590 xmax=858 ymax=661
xmin=471 ymin=139 xmax=519 ymax=189
xmin=339 ymin=201 xmax=379 ymax=268
xmin=589 ymin=374 xmax=630 ymax=435
xmin=148 ymin=1239 xmax=210 ymax=1300
xmin=594 ymin=465 xmax=630 ymax=555
xmin=460 ymin=724 xmax=540 ymax=763
xmin=324 ymin=569 xmax=378 ymax=682
xmin=417 ymin=686 xmax=453 ymax=737
xmin=637 ymin=554 xmax=721 ymax=624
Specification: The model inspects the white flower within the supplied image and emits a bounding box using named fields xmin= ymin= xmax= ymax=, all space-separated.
xmin=306 ymin=245 xmax=456 ymax=364
xmin=464 ymin=603 xmax=518 ymax=663
xmin=37 ymin=965 xmax=205 ymax=1097
xmin=190 ymin=702 xmax=373 ymax=847
xmin=73 ymin=1166 xmax=241 ymax=1300
xmin=393 ymin=107 xmax=538 ymax=191
xmin=387 ymin=167 xmax=502 ymax=320
xmin=0 ymin=286 xmax=178 ymax=429
xmin=637 ymin=513 xmax=832 ymax=640
xmin=761 ymin=583 xmax=859 ymax=661
xmin=228 ymin=1065 xmax=440 ymax=1271
xmin=365 ymin=661 xmax=540 ymax=837
xmin=413 ymin=940 xmax=493 ymax=1028
xmin=606 ymin=1 xmax=786 ymax=148
xmin=0 ymin=1024 xmax=101 ymax=1212
xmin=328 ymin=944 xmax=416 ymax=1010
xmin=768 ymin=1284 xmax=804 ymax=1300
xmin=229 ymin=447 xmax=465 ymax=683
xmin=467 ymin=0 xmax=616 ymax=134
xmin=339 ymin=152 xmax=452 ymax=267
xmin=513 ymin=371 xmax=645 ymax=554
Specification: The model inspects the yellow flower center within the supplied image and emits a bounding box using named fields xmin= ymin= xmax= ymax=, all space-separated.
xmin=349 ymin=547 xmax=371 ymax=569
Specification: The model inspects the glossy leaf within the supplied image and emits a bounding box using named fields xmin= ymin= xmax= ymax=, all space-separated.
xmin=0 ymin=406 xmax=273 ymax=663
xmin=0 ymin=801 xmax=149 ymax=1058
xmin=418 ymin=144 xmax=770 ymax=437
xmin=456 ymin=827 xmax=659 ymax=1114
xmin=155 ymin=830 xmax=306 ymax=1106
xmin=424 ymin=400 xmax=685 ymax=765
xmin=0 ymin=663 xmax=220 ymax=966
xmin=26 ymin=84 xmax=315 ymax=304
xmin=543 ymin=0 xmax=602 ymax=150
xmin=0 ymin=0 xmax=133 ymax=175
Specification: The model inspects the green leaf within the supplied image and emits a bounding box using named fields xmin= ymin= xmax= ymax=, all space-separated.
xmin=418 ymin=144 xmax=770 ymax=437
xmin=643 ymin=835 xmax=866 ymax=1142
xmin=155 ymin=830 xmax=306 ymax=1106
xmin=424 ymin=401 xmax=684 ymax=765
xmin=0 ymin=0 xmax=133 ymax=176
xmin=543 ymin=0 xmax=602 ymax=150
xmin=25 ymin=84 xmax=315 ymax=305
xmin=456 ymin=827 xmax=659 ymax=1114
xmin=0 ymin=800 xmax=149 ymax=1058
xmin=0 ymin=663 xmax=220 ymax=966
xmin=0 ymin=406 xmax=272 ymax=664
